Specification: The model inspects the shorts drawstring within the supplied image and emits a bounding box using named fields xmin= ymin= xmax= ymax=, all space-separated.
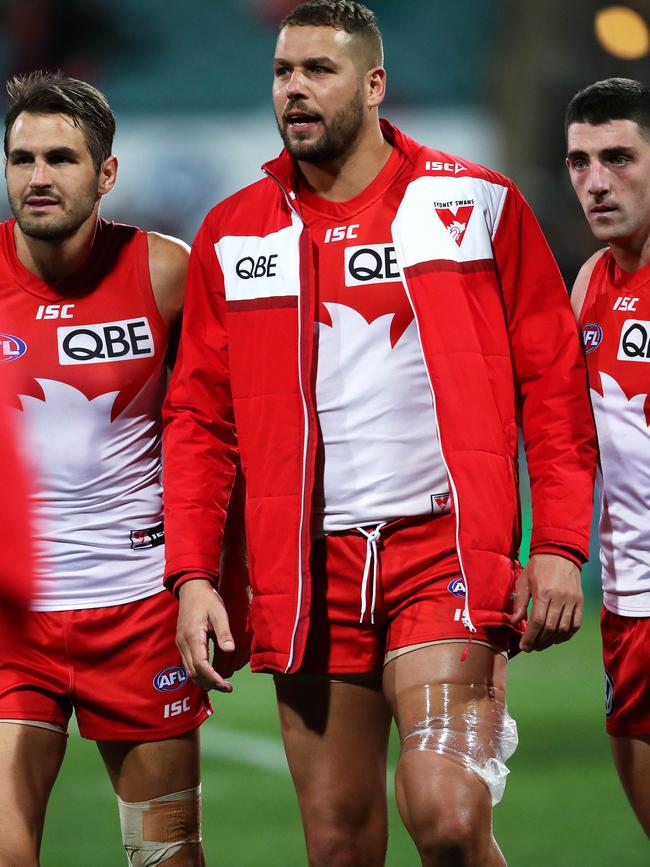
xmin=355 ymin=522 xmax=387 ymax=625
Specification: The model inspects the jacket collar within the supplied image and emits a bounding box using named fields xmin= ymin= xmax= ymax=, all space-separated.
xmin=261 ymin=119 xmax=425 ymax=195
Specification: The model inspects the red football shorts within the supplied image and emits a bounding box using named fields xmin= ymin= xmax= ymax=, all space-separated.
xmin=301 ymin=513 xmax=518 ymax=674
xmin=601 ymin=607 xmax=650 ymax=737
xmin=0 ymin=590 xmax=212 ymax=740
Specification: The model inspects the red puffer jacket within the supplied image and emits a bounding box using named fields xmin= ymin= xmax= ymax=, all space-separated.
xmin=163 ymin=121 xmax=597 ymax=673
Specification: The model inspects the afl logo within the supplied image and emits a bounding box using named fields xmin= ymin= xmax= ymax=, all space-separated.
xmin=153 ymin=665 xmax=188 ymax=693
xmin=0 ymin=333 xmax=27 ymax=363
xmin=447 ymin=577 xmax=467 ymax=599
xmin=604 ymin=670 xmax=614 ymax=717
xmin=582 ymin=322 xmax=602 ymax=353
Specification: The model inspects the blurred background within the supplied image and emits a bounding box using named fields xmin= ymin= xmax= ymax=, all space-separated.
xmin=1 ymin=0 xmax=648 ymax=863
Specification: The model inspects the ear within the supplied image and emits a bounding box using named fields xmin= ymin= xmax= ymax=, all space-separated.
xmin=97 ymin=154 xmax=118 ymax=197
xmin=366 ymin=66 xmax=386 ymax=109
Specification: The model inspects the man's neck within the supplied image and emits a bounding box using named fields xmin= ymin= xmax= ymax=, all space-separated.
xmin=14 ymin=215 xmax=98 ymax=283
xmin=297 ymin=124 xmax=393 ymax=202
xmin=610 ymin=233 xmax=650 ymax=273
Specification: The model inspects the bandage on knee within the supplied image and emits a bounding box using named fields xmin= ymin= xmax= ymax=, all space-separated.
xmin=399 ymin=683 xmax=518 ymax=806
xmin=117 ymin=785 xmax=202 ymax=867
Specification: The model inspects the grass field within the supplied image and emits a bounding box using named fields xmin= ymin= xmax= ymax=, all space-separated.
xmin=41 ymin=603 xmax=647 ymax=866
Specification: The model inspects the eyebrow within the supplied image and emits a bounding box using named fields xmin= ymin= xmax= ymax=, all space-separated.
xmin=273 ymin=55 xmax=338 ymax=67
xmin=566 ymin=145 xmax=637 ymax=161
xmin=8 ymin=145 xmax=79 ymax=160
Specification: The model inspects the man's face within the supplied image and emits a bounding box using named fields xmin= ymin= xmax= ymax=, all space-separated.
xmin=272 ymin=24 xmax=367 ymax=163
xmin=566 ymin=119 xmax=650 ymax=247
xmin=5 ymin=111 xmax=104 ymax=241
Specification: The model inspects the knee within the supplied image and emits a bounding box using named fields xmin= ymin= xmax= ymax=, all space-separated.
xmin=303 ymin=810 xmax=385 ymax=867
xmin=305 ymin=825 xmax=371 ymax=867
xmin=0 ymin=822 xmax=41 ymax=867
xmin=396 ymin=764 xmax=492 ymax=866
xmin=414 ymin=810 xmax=480 ymax=866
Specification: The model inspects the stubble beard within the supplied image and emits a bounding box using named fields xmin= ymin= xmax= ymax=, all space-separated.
xmin=277 ymin=88 xmax=365 ymax=164
xmin=9 ymin=188 xmax=98 ymax=242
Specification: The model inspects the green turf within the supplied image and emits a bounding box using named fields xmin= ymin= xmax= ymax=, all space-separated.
xmin=40 ymin=605 xmax=648 ymax=866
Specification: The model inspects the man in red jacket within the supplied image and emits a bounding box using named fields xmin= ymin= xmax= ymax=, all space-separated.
xmin=0 ymin=373 xmax=34 ymax=653
xmin=163 ymin=2 xmax=597 ymax=864
xmin=566 ymin=77 xmax=650 ymax=839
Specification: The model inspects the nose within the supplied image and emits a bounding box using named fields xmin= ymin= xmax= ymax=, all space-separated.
xmin=587 ymin=162 xmax=610 ymax=197
xmin=286 ymin=69 xmax=308 ymax=99
xmin=29 ymin=159 xmax=52 ymax=188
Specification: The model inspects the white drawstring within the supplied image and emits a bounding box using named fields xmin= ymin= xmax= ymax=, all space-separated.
xmin=356 ymin=522 xmax=387 ymax=625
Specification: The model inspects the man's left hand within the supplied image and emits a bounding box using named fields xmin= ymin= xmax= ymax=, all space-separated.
xmin=509 ymin=553 xmax=583 ymax=652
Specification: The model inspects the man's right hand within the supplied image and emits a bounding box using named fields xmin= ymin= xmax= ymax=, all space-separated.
xmin=176 ymin=578 xmax=236 ymax=692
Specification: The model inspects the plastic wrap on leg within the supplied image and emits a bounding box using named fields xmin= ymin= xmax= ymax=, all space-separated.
xmin=400 ymin=683 xmax=518 ymax=805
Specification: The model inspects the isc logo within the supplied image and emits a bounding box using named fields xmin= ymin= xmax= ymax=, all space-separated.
xmin=613 ymin=296 xmax=639 ymax=312
xmin=582 ymin=322 xmax=603 ymax=353
xmin=163 ymin=697 xmax=191 ymax=719
xmin=57 ymin=318 xmax=154 ymax=366
xmin=36 ymin=303 xmax=75 ymax=320
xmin=425 ymin=160 xmax=467 ymax=174
xmin=153 ymin=665 xmax=188 ymax=692
xmin=324 ymin=224 xmax=359 ymax=244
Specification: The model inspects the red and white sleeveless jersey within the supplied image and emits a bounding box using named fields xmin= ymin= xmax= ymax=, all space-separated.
xmin=0 ymin=219 xmax=168 ymax=611
xmin=300 ymin=147 xmax=449 ymax=534
xmin=580 ymin=250 xmax=650 ymax=615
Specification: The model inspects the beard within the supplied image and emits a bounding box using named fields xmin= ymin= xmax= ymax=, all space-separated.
xmin=277 ymin=87 xmax=365 ymax=163
xmin=9 ymin=187 xmax=98 ymax=242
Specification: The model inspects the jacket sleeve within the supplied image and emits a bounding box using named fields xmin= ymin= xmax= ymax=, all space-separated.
xmin=162 ymin=215 xmax=239 ymax=586
xmin=493 ymin=182 xmax=597 ymax=562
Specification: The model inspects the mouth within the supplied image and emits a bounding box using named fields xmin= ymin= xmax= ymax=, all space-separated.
xmin=25 ymin=196 xmax=61 ymax=211
xmin=284 ymin=110 xmax=321 ymax=132
xmin=590 ymin=204 xmax=617 ymax=216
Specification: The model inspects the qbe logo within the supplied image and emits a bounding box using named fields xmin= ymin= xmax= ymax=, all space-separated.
xmin=617 ymin=319 xmax=650 ymax=362
xmin=0 ymin=333 xmax=27 ymax=363
xmin=153 ymin=665 xmax=188 ymax=692
xmin=581 ymin=322 xmax=602 ymax=353
xmin=57 ymin=318 xmax=154 ymax=366
xmin=344 ymin=244 xmax=402 ymax=287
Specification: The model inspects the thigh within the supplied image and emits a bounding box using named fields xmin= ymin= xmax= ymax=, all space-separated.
xmin=610 ymin=735 xmax=650 ymax=836
xmin=274 ymin=674 xmax=392 ymax=827
xmin=72 ymin=593 xmax=211 ymax=741
xmin=98 ymin=730 xmax=201 ymax=802
xmin=0 ymin=723 xmax=67 ymax=856
xmin=384 ymin=642 xmax=514 ymax=806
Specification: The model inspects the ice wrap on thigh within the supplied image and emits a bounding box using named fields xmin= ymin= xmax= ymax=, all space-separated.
xmin=399 ymin=683 xmax=518 ymax=805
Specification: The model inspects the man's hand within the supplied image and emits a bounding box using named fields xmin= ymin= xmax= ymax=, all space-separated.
xmin=176 ymin=579 xmax=236 ymax=692
xmin=509 ymin=554 xmax=583 ymax=652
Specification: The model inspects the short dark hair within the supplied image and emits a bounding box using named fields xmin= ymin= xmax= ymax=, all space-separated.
xmin=4 ymin=71 xmax=116 ymax=171
xmin=565 ymin=77 xmax=650 ymax=139
xmin=280 ymin=1 xmax=383 ymax=67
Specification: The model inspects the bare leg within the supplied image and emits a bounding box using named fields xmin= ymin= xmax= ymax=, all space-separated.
xmin=0 ymin=723 xmax=67 ymax=867
xmin=98 ymin=730 xmax=204 ymax=866
xmin=610 ymin=735 xmax=650 ymax=837
xmin=383 ymin=644 xmax=510 ymax=867
xmin=274 ymin=675 xmax=392 ymax=867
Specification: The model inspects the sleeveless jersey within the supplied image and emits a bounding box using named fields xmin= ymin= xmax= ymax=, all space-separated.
xmin=0 ymin=218 xmax=168 ymax=611
xmin=299 ymin=147 xmax=450 ymax=535
xmin=580 ymin=250 xmax=650 ymax=615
